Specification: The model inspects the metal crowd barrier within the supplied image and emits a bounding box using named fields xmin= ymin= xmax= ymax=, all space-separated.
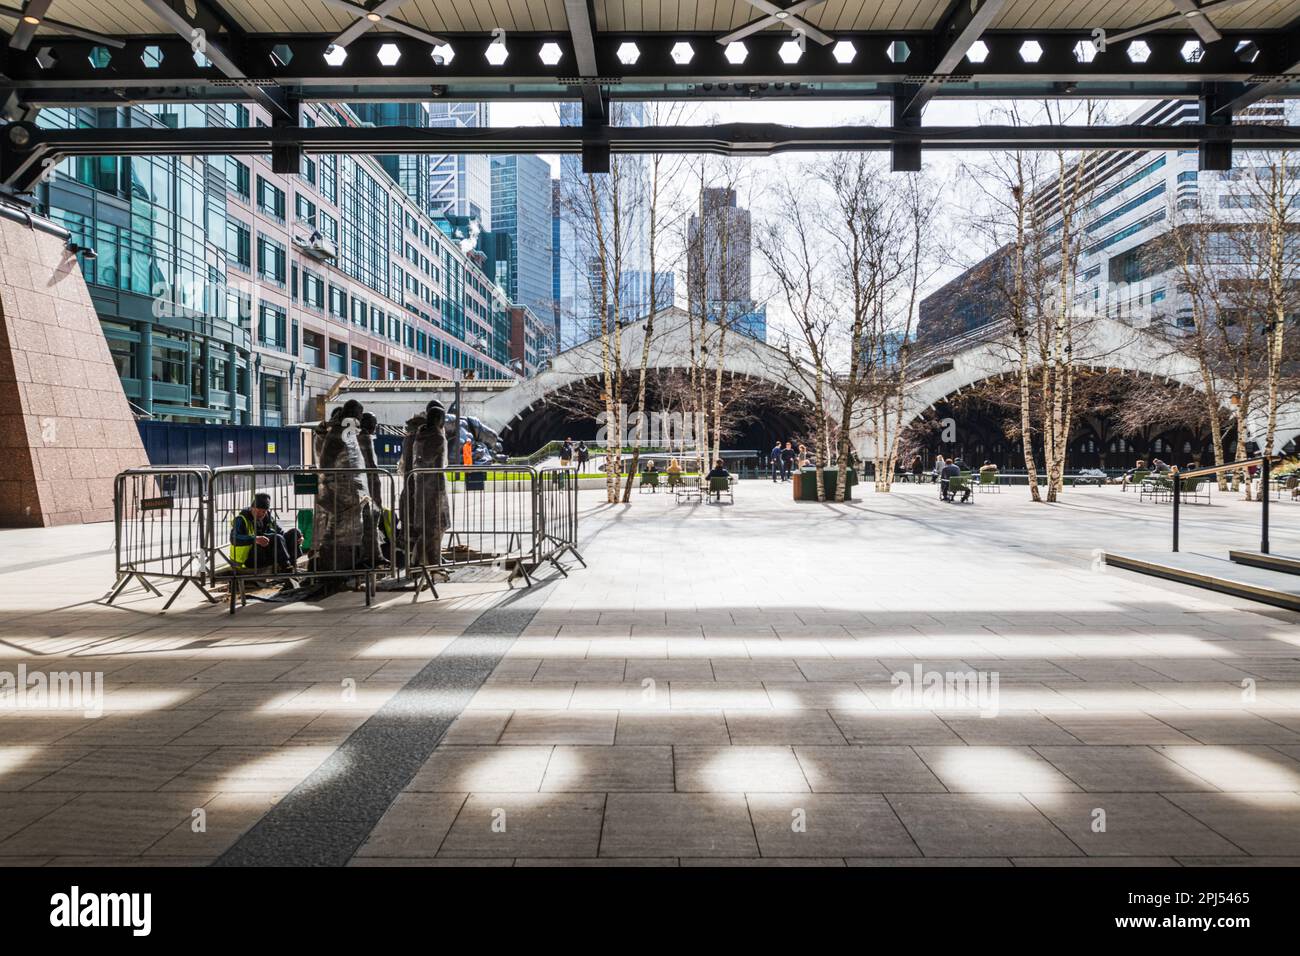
xmin=401 ymin=465 xmax=539 ymax=599
xmin=536 ymin=465 xmax=586 ymax=575
xmin=110 ymin=463 xmax=585 ymax=613
xmin=107 ymin=466 xmax=217 ymax=610
xmin=209 ymin=466 xmax=398 ymax=613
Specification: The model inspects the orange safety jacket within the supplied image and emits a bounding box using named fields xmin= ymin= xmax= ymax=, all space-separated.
xmin=462 ymin=440 xmax=474 ymax=466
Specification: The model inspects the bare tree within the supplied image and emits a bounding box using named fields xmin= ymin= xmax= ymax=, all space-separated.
xmin=867 ymin=170 xmax=942 ymax=491
xmin=759 ymin=168 xmax=836 ymax=499
xmin=619 ymin=102 xmax=694 ymax=501
xmin=958 ymin=101 xmax=1101 ymax=502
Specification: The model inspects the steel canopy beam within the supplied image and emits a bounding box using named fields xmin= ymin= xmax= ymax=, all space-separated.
xmin=6 ymin=119 xmax=1300 ymax=191
xmin=564 ymin=0 xmax=609 ymax=172
xmin=902 ymin=0 xmax=1009 ymax=121
xmin=138 ymin=0 xmax=292 ymax=121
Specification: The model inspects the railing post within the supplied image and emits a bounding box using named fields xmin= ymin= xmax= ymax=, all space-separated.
xmin=1171 ymin=466 xmax=1180 ymax=553
xmin=1261 ymin=455 xmax=1270 ymax=555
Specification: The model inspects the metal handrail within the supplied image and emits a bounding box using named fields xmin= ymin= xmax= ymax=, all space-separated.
xmin=1173 ymin=455 xmax=1281 ymax=482
xmin=1171 ymin=454 xmax=1283 ymax=555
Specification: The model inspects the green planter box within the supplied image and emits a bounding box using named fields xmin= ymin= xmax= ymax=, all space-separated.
xmin=796 ymin=467 xmax=856 ymax=501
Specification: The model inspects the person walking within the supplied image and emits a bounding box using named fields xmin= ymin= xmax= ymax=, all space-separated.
xmin=576 ymin=441 xmax=589 ymax=470
xmin=911 ymin=454 xmax=924 ymax=483
xmin=559 ymin=437 xmax=574 ymax=467
xmin=781 ymin=441 xmax=797 ymax=482
xmin=770 ymin=441 xmax=783 ymax=482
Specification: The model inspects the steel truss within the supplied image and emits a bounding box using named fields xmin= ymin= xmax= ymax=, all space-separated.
xmin=2 ymin=29 xmax=1297 ymax=103
xmin=1 ymin=8 xmax=1297 ymax=184
xmin=4 ymin=118 xmax=1299 ymax=193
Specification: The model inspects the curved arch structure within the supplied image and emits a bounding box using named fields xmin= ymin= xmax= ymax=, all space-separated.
xmin=330 ymin=307 xmax=812 ymax=456
xmin=855 ymin=316 xmax=1300 ymax=458
xmin=489 ymin=307 xmax=810 ymax=452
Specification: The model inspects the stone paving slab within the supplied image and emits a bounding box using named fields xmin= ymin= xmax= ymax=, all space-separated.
xmin=2 ymin=482 xmax=1300 ymax=865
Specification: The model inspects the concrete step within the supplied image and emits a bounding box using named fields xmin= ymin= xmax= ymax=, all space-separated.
xmin=1103 ymin=550 xmax=1300 ymax=612
xmin=1229 ymin=550 xmax=1300 ymax=577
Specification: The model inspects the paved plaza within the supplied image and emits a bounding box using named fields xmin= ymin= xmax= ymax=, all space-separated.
xmin=2 ymin=480 xmax=1299 ymax=866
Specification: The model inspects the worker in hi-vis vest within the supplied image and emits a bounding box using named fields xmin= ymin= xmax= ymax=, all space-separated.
xmin=229 ymin=492 xmax=302 ymax=572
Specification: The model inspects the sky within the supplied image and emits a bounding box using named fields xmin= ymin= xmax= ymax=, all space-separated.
xmin=482 ymin=96 xmax=1156 ymax=334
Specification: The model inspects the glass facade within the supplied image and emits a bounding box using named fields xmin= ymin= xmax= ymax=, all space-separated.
xmin=491 ymin=154 xmax=555 ymax=322
xmin=38 ymin=104 xmax=251 ymax=423
xmin=35 ymin=99 xmax=523 ymax=427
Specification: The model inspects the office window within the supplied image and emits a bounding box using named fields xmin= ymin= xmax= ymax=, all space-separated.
xmin=328 ymin=340 xmax=347 ymax=373
xmin=256 ymin=177 xmax=285 ymax=220
xmin=226 ymin=158 xmax=250 ymax=199
xmin=226 ymin=218 xmax=251 ymax=270
xmin=303 ymin=272 xmax=325 ymax=310
xmin=295 ymin=193 xmax=316 ymax=224
xmin=258 ymin=304 xmax=287 ymax=349
xmin=302 ymin=329 xmax=324 ymax=368
xmin=257 ymin=236 xmax=286 ymax=284
xmin=260 ymin=375 xmax=284 ymax=427
xmin=319 ymin=154 xmax=337 ymax=204
xmin=317 ymin=210 xmax=338 ymax=243
xmin=151 ymin=342 xmax=186 ymax=385
xmin=108 ymin=336 xmax=136 ymax=379
xmin=328 ymin=285 xmax=347 ymax=321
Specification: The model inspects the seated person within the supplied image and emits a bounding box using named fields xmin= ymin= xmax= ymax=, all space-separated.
xmin=230 ymin=493 xmax=302 ymax=573
xmin=643 ymin=459 xmax=658 ymax=474
xmin=1150 ymin=457 xmax=1171 ymax=474
xmin=1121 ymin=459 xmax=1148 ymax=488
xmin=979 ymin=460 xmax=998 ymax=475
xmin=706 ymin=460 xmax=731 ymax=481
xmin=940 ymin=458 xmax=970 ymax=502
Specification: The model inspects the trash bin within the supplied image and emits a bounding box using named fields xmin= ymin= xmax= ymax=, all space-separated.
xmin=796 ymin=467 xmax=856 ymax=501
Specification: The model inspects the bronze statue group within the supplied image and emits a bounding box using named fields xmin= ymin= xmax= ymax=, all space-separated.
xmin=267 ymin=397 xmax=504 ymax=589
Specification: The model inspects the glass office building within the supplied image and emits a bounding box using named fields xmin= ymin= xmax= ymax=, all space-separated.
xmin=491 ymin=154 xmax=555 ymax=323
xmin=36 ymin=101 xmax=519 ymax=426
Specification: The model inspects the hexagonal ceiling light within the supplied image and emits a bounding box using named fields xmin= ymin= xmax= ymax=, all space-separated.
xmin=778 ymin=39 xmax=803 ymax=65
xmin=539 ymin=42 xmax=564 ymax=66
xmin=616 ymin=42 xmax=640 ymax=65
xmin=1019 ymin=40 xmax=1042 ymax=64
xmin=832 ymin=40 xmax=856 ymax=65
xmin=724 ymin=42 xmax=748 ymax=65
xmin=671 ymin=41 xmax=694 ymax=66
xmin=485 ymin=39 xmax=509 ymax=66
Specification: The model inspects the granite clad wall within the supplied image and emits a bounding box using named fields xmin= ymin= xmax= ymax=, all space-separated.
xmin=0 ymin=212 xmax=148 ymax=526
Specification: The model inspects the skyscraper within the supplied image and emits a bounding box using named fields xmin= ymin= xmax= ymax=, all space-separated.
xmin=687 ymin=187 xmax=766 ymax=341
xmin=491 ymin=154 xmax=555 ymax=321
xmin=426 ymin=102 xmax=492 ymax=227
xmin=555 ymin=101 xmax=651 ymax=350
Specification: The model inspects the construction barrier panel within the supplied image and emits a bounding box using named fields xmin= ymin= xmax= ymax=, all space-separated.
xmin=107 ymin=466 xmax=217 ymax=610
xmin=209 ymin=466 xmax=398 ymax=613
xmin=400 ymin=465 xmax=538 ymax=599
xmin=536 ymin=466 xmax=585 ymax=574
